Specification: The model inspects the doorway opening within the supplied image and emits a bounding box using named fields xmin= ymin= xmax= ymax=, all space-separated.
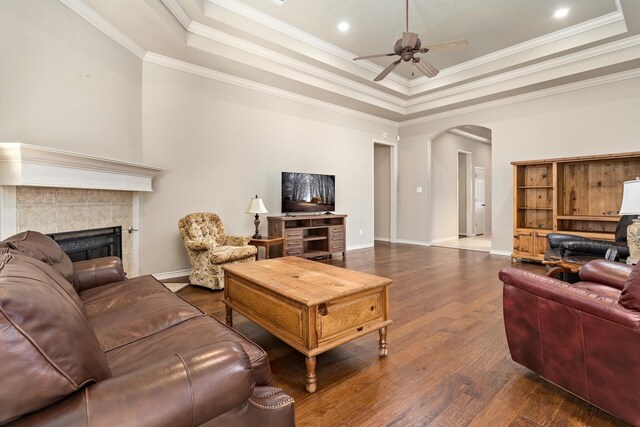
xmin=373 ymin=142 xmax=397 ymax=242
xmin=429 ymin=125 xmax=492 ymax=252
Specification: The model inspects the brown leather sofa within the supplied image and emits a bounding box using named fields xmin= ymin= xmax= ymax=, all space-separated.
xmin=499 ymin=259 xmax=640 ymax=426
xmin=0 ymin=231 xmax=295 ymax=426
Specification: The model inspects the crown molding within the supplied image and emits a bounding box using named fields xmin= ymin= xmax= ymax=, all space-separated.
xmin=408 ymin=8 xmax=626 ymax=88
xmin=405 ymin=34 xmax=640 ymax=112
xmin=58 ymin=0 xmax=640 ymax=125
xmin=399 ymin=68 xmax=640 ymax=127
xmin=449 ymin=129 xmax=491 ymax=144
xmin=143 ymin=53 xmax=399 ymax=128
xmin=204 ymin=0 xmax=411 ymax=87
xmin=204 ymin=0 xmax=627 ymax=97
xmin=0 ymin=143 xmax=162 ymax=191
xmin=58 ymin=0 xmax=146 ymax=59
xmin=186 ymin=22 xmax=406 ymax=112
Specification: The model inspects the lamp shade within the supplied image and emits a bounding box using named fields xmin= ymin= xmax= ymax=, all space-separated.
xmin=246 ymin=196 xmax=268 ymax=214
xmin=619 ymin=178 xmax=640 ymax=215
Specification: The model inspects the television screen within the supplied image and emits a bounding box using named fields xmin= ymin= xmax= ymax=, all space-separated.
xmin=282 ymin=172 xmax=335 ymax=213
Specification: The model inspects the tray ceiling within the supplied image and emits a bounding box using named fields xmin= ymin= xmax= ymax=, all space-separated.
xmin=69 ymin=0 xmax=640 ymax=122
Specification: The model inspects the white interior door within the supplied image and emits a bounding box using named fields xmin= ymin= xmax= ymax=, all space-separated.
xmin=474 ymin=167 xmax=486 ymax=235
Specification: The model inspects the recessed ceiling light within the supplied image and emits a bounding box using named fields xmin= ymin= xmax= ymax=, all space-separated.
xmin=338 ymin=22 xmax=350 ymax=32
xmin=553 ymin=8 xmax=569 ymax=18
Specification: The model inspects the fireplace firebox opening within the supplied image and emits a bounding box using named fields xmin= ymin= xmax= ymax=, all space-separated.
xmin=47 ymin=226 xmax=122 ymax=262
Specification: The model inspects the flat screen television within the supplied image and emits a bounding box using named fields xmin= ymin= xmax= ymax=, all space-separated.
xmin=281 ymin=172 xmax=335 ymax=213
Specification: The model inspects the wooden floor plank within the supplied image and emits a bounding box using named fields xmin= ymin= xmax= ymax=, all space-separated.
xmin=177 ymin=242 xmax=628 ymax=426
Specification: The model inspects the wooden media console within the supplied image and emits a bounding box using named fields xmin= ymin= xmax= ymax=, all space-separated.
xmin=267 ymin=214 xmax=346 ymax=259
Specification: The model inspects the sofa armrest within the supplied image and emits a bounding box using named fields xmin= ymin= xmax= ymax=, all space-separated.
xmin=72 ymin=257 xmax=126 ymax=292
xmin=10 ymin=342 xmax=254 ymax=427
xmin=186 ymin=239 xmax=213 ymax=251
xmin=559 ymin=240 xmax=629 ymax=258
xmin=546 ymin=233 xmax=589 ymax=249
xmin=226 ymin=235 xmax=250 ymax=246
xmin=579 ymin=259 xmax=632 ymax=290
xmin=499 ymin=268 xmax=640 ymax=328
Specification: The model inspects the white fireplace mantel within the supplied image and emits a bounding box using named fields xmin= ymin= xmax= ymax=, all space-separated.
xmin=0 ymin=143 xmax=163 ymax=277
xmin=0 ymin=143 xmax=162 ymax=191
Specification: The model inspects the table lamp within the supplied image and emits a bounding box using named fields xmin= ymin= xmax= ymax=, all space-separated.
xmin=619 ymin=177 xmax=640 ymax=265
xmin=246 ymin=195 xmax=268 ymax=239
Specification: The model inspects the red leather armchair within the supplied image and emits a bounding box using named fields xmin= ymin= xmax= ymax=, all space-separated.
xmin=499 ymin=260 xmax=640 ymax=426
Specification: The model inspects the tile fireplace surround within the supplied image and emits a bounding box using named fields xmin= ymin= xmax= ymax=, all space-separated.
xmin=0 ymin=143 xmax=162 ymax=277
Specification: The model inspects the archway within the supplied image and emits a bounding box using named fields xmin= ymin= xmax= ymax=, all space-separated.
xmin=428 ymin=125 xmax=492 ymax=252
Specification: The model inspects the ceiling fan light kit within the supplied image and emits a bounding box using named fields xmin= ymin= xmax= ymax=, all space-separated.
xmin=353 ymin=0 xmax=469 ymax=82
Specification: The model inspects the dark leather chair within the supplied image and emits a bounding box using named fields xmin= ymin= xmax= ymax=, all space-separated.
xmin=544 ymin=215 xmax=634 ymax=263
xmin=499 ymin=259 xmax=640 ymax=425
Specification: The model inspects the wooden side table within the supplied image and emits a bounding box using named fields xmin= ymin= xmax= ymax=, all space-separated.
xmin=248 ymin=237 xmax=284 ymax=260
xmin=544 ymin=256 xmax=586 ymax=282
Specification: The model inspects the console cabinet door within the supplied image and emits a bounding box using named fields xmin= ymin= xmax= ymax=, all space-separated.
xmin=513 ymin=230 xmax=549 ymax=261
xmin=534 ymin=231 xmax=549 ymax=259
xmin=513 ymin=230 xmax=534 ymax=258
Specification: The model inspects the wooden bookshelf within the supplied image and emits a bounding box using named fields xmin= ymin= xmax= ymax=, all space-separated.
xmin=512 ymin=152 xmax=640 ymax=262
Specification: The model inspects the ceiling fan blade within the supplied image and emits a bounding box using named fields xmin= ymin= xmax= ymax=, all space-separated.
xmin=402 ymin=32 xmax=420 ymax=49
xmin=413 ymin=57 xmax=439 ymax=78
xmin=422 ymin=39 xmax=469 ymax=52
xmin=374 ymin=59 xmax=402 ymax=82
xmin=353 ymin=52 xmax=397 ymax=61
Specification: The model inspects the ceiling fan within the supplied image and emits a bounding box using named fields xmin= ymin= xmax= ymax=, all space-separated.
xmin=353 ymin=0 xmax=469 ymax=82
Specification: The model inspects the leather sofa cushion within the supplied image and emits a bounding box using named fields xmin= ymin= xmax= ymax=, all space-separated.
xmin=105 ymin=315 xmax=273 ymax=386
xmin=620 ymin=263 xmax=640 ymax=311
xmin=1 ymin=230 xmax=76 ymax=288
xmin=579 ymin=259 xmax=631 ymax=290
xmin=0 ymin=253 xmax=110 ymax=424
xmin=80 ymin=276 xmax=204 ymax=351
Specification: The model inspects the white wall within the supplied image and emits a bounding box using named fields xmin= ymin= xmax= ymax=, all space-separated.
xmin=374 ymin=144 xmax=391 ymax=240
xmin=0 ymin=0 xmax=142 ymax=162
xmin=398 ymin=75 xmax=640 ymax=254
xmin=5 ymin=0 xmax=640 ymax=269
xmin=140 ymin=63 xmax=398 ymax=275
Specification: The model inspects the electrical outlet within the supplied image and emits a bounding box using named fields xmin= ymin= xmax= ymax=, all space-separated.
xmin=359 ymin=229 xmax=363 ymax=235
xmin=416 ymin=187 xmax=423 ymax=193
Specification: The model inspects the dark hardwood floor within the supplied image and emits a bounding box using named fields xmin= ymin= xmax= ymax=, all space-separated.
xmin=177 ymin=243 xmax=628 ymax=426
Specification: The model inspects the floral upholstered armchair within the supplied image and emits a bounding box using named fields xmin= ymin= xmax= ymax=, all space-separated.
xmin=178 ymin=212 xmax=257 ymax=290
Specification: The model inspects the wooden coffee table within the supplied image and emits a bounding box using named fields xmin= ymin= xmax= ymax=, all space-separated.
xmin=222 ymin=256 xmax=392 ymax=393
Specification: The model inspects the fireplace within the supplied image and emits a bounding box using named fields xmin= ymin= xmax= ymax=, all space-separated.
xmin=47 ymin=226 xmax=122 ymax=262
xmin=0 ymin=143 xmax=163 ymax=277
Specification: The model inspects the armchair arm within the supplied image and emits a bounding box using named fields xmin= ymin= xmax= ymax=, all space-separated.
xmin=499 ymin=268 xmax=640 ymax=328
xmin=72 ymin=257 xmax=126 ymax=292
xmin=546 ymin=233 xmax=590 ymax=249
xmin=559 ymin=240 xmax=629 ymax=258
xmin=185 ymin=239 xmax=213 ymax=251
xmin=10 ymin=342 xmax=254 ymax=427
xmin=226 ymin=235 xmax=251 ymax=246
xmin=579 ymin=259 xmax=632 ymax=290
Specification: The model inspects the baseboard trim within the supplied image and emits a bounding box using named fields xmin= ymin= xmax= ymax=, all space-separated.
xmin=396 ymin=239 xmax=431 ymax=246
xmin=490 ymin=249 xmax=512 ymax=257
xmin=430 ymin=236 xmax=459 ymax=244
xmin=152 ymin=269 xmax=191 ymax=281
xmin=374 ymin=237 xmax=390 ymax=242
xmin=347 ymin=243 xmax=374 ymax=251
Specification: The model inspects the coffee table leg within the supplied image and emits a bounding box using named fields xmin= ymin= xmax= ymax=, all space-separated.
xmin=225 ymin=305 xmax=233 ymax=327
xmin=305 ymin=356 xmax=317 ymax=393
xmin=378 ymin=327 xmax=388 ymax=357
